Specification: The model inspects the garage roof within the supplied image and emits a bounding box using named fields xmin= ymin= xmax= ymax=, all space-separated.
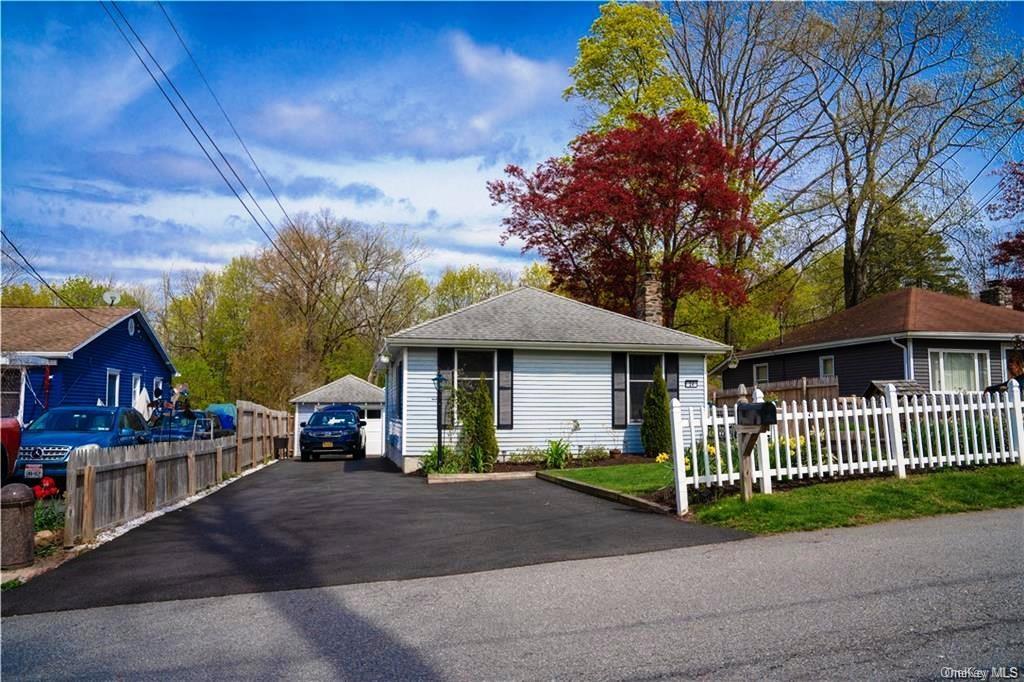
xmin=386 ymin=287 xmax=728 ymax=352
xmin=289 ymin=374 xmax=384 ymax=405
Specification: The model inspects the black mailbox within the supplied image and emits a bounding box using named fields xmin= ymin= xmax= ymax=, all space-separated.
xmin=735 ymin=402 xmax=777 ymax=427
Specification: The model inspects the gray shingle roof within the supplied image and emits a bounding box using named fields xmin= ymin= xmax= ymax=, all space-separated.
xmin=387 ymin=287 xmax=728 ymax=352
xmin=289 ymin=374 xmax=384 ymax=405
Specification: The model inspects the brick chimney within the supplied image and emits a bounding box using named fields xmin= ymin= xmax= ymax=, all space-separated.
xmin=980 ymin=279 xmax=1014 ymax=309
xmin=636 ymin=271 xmax=663 ymax=325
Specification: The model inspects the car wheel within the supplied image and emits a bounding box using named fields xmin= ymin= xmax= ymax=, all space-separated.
xmin=354 ymin=447 xmax=366 ymax=460
xmin=1 ymin=447 xmax=8 ymax=485
xmin=300 ymin=449 xmax=310 ymax=462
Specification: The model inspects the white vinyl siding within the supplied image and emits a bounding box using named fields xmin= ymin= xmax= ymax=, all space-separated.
xmin=398 ymin=347 xmax=708 ymax=462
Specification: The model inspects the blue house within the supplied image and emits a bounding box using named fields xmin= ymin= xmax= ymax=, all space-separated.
xmin=0 ymin=307 xmax=176 ymax=424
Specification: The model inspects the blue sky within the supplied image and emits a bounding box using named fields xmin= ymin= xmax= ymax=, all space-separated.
xmin=2 ymin=1 xmax=600 ymax=286
xmin=2 ymin=2 xmax=1020 ymax=289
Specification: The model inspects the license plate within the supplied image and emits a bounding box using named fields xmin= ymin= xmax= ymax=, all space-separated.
xmin=24 ymin=464 xmax=43 ymax=479
xmin=322 ymin=441 xmax=333 ymax=449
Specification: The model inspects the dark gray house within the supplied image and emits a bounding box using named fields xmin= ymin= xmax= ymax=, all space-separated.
xmin=718 ymin=288 xmax=1024 ymax=397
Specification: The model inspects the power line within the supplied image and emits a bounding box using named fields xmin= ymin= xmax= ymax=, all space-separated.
xmin=1 ymin=233 xmax=108 ymax=328
xmin=108 ymin=1 xmax=312 ymax=282
xmin=98 ymin=1 xmax=315 ymax=292
xmin=155 ymin=1 xmax=303 ymax=239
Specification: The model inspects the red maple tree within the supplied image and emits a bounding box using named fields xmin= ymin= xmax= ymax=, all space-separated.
xmin=488 ymin=111 xmax=762 ymax=326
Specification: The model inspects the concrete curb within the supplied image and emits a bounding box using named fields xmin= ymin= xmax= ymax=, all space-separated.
xmin=536 ymin=471 xmax=673 ymax=514
xmin=426 ymin=471 xmax=537 ymax=484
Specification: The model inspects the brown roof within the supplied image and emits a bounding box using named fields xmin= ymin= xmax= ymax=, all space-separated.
xmin=0 ymin=307 xmax=139 ymax=354
xmin=741 ymin=288 xmax=1024 ymax=356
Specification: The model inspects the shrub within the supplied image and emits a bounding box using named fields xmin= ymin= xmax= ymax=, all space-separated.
xmin=508 ymin=448 xmax=547 ymax=465
xmin=640 ymin=368 xmax=673 ymax=456
xmin=456 ymin=377 xmax=499 ymax=472
xmin=544 ymin=439 xmax=571 ymax=469
xmin=34 ymin=497 xmax=64 ymax=532
xmin=576 ymin=446 xmax=609 ymax=466
xmin=421 ymin=444 xmax=460 ymax=474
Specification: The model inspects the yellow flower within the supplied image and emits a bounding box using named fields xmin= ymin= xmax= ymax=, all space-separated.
xmin=655 ymin=453 xmax=670 ymax=464
xmin=707 ymin=445 xmax=716 ymax=455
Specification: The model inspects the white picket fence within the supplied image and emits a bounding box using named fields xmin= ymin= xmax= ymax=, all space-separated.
xmin=669 ymin=380 xmax=1024 ymax=515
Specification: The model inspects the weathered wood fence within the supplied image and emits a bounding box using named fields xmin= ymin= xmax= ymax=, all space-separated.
xmin=711 ymin=376 xmax=839 ymax=407
xmin=671 ymin=381 xmax=1024 ymax=515
xmin=64 ymin=401 xmax=289 ymax=547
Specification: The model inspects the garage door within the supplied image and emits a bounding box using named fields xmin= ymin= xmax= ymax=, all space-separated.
xmin=293 ymin=403 xmax=384 ymax=456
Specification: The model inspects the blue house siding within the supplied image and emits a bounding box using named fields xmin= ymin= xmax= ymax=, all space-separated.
xmin=20 ymin=312 xmax=174 ymax=423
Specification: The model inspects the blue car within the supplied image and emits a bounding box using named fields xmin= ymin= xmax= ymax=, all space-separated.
xmin=14 ymin=406 xmax=151 ymax=482
xmin=299 ymin=404 xmax=366 ymax=461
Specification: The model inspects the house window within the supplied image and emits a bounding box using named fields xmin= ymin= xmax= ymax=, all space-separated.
xmin=628 ymin=354 xmax=661 ymax=422
xmin=132 ymin=374 xmax=142 ymax=403
xmin=928 ymin=350 xmax=990 ymax=392
xmin=106 ymin=369 xmax=121 ymax=407
xmin=819 ymin=356 xmax=835 ymax=378
xmin=153 ymin=377 xmax=164 ymax=401
xmin=456 ymin=350 xmax=495 ymax=402
xmin=1 ymin=368 xmax=23 ymax=421
xmin=753 ymin=363 xmax=769 ymax=385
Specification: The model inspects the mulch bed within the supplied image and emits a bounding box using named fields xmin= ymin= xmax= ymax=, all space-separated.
xmin=491 ymin=453 xmax=653 ymax=473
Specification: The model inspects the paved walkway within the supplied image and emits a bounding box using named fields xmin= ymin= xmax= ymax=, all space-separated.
xmin=3 ymin=508 xmax=1021 ymax=680
xmin=2 ymin=457 xmax=744 ymax=616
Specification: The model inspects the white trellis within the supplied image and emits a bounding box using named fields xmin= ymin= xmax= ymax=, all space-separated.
xmin=669 ymin=381 xmax=1024 ymax=516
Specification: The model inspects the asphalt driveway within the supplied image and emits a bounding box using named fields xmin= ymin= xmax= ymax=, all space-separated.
xmin=2 ymin=457 xmax=746 ymax=616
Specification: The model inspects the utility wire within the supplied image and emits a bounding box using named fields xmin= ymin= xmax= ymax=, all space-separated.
xmin=98 ymin=1 xmax=314 ymax=292
xmin=109 ymin=1 xmax=311 ymax=282
xmin=1 ymin=233 xmax=109 ymax=328
xmin=155 ymin=1 xmax=303 ymax=239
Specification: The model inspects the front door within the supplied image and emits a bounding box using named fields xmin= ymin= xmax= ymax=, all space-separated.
xmin=106 ymin=371 xmax=120 ymax=407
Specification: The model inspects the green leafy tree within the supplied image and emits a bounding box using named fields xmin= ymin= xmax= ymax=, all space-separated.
xmin=565 ymin=2 xmax=709 ymax=131
xmin=456 ymin=378 xmax=499 ymax=473
xmin=640 ymin=369 xmax=672 ymax=457
xmin=431 ymin=265 xmax=514 ymax=316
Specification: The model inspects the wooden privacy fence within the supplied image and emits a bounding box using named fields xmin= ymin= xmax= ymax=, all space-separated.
xmin=711 ymin=376 xmax=839 ymax=407
xmin=64 ymin=401 xmax=289 ymax=547
xmin=670 ymin=381 xmax=1024 ymax=515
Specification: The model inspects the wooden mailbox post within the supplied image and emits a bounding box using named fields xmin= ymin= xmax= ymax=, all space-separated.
xmin=734 ymin=402 xmax=777 ymax=502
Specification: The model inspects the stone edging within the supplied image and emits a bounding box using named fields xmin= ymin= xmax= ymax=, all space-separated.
xmin=535 ymin=471 xmax=673 ymax=514
xmin=426 ymin=471 xmax=538 ymax=484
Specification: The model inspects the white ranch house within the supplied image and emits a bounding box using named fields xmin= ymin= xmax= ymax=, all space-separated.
xmin=379 ymin=287 xmax=727 ymax=473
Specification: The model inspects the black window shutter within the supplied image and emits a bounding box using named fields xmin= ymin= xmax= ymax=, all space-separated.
xmin=612 ymin=352 xmax=627 ymax=429
xmin=664 ymin=353 xmax=679 ymax=401
xmin=438 ymin=348 xmax=454 ymax=428
xmin=497 ymin=349 xmax=513 ymax=430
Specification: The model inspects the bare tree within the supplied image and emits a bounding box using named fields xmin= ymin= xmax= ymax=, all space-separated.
xmin=797 ymin=2 xmax=1022 ymax=307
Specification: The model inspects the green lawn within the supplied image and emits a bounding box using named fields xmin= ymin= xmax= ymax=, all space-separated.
xmin=551 ymin=462 xmax=673 ymax=495
xmin=552 ymin=463 xmax=1024 ymax=534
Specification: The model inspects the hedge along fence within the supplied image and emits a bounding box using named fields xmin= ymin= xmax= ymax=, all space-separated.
xmin=64 ymin=401 xmax=290 ymax=547
xmin=669 ymin=381 xmax=1024 ymax=515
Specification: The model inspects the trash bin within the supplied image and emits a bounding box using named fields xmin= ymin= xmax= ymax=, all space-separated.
xmin=273 ymin=436 xmax=290 ymax=459
xmin=1 ymin=483 xmax=36 ymax=569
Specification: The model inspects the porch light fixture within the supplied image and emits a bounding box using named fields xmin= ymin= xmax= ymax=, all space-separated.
xmin=432 ymin=371 xmax=447 ymax=467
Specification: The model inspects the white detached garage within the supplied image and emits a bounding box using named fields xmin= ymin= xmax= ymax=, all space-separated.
xmin=290 ymin=375 xmax=385 ymax=456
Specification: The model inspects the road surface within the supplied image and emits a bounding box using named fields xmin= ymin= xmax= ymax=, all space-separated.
xmin=3 ymin=508 xmax=1021 ymax=680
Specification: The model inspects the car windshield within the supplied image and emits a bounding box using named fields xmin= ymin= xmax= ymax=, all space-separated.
xmin=27 ymin=409 xmax=115 ymax=432
xmin=307 ymin=411 xmax=357 ymax=427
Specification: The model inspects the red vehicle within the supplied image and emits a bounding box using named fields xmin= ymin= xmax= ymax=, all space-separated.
xmin=1 ymin=417 xmax=21 ymax=485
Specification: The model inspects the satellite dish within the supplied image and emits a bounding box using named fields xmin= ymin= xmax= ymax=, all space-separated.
xmin=102 ymin=290 xmax=120 ymax=306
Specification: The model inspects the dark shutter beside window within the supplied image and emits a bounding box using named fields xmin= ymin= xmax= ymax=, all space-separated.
xmin=497 ymin=349 xmax=513 ymax=430
xmin=612 ymin=352 xmax=627 ymax=429
xmin=438 ymin=348 xmax=454 ymax=428
xmin=664 ymin=353 xmax=679 ymax=401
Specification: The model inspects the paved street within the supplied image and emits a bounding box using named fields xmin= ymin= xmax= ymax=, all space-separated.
xmin=4 ymin=508 xmax=1021 ymax=680
xmin=1 ymin=458 xmax=744 ymax=616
